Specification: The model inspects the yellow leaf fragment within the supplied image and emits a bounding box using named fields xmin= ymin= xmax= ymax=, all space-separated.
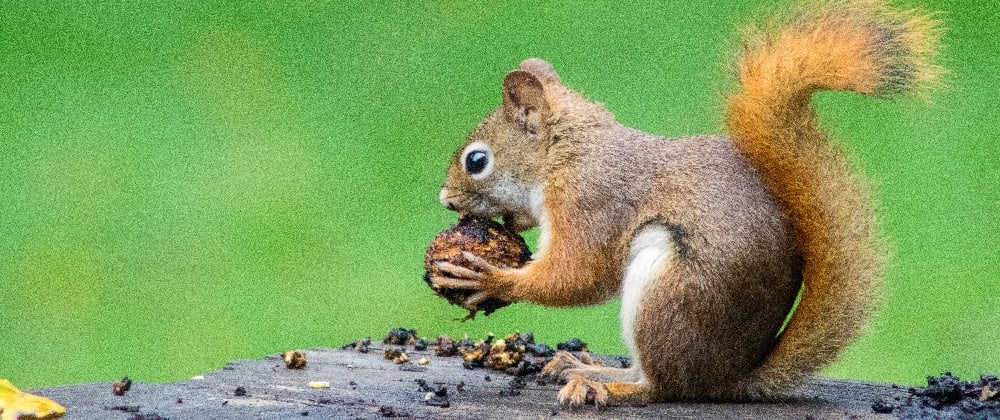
xmin=0 ymin=379 xmax=66 ymax=420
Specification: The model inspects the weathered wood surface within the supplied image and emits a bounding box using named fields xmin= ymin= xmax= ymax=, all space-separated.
xmin=31 ymin=344 xmax=903 ymax=419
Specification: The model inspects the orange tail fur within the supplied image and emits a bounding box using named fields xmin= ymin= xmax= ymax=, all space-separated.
xmin=725 ymin=0 xmax=943 ymax=398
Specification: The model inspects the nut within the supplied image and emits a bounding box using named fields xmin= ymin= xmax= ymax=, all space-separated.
xmin=424 ymin=216 xmax=531 ymax=319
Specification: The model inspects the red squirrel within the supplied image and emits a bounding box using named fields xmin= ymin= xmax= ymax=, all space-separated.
xmin=430 ymin=0 xmax=943 ymax=406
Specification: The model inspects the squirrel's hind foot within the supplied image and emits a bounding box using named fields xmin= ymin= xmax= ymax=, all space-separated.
xmin=558 ymin=375 xmax=653 ymax=407
xmin=558 ymin=375 xmax=609 ymax=407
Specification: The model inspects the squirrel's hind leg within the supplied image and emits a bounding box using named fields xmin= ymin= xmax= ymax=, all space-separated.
xmin=554 ymin=223 xmax=675 ymax=407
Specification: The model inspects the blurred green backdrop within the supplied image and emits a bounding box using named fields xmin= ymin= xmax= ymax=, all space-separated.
xmin=2 ymin=0 xmax=996 ymax=389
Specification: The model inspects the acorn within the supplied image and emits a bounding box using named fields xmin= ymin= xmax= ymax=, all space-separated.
xmin=424 ymin=216 xmax=532 ymax=320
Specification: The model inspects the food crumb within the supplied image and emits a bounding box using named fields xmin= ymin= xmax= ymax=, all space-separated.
xmin=112 ymin=376 xmax=133 ymax=396
xmin=556 ymin=338 xmax=587 ymax=352
xmin=433 ymin=335 xmax=459 ymax=357
xmin=341 ymin=337 xmax=372 ymax=353
xmin=384 ymin=328 xmax=420 ymax=346
xmin=416 ymin=379 xmax=450 ymax=408
xmin=383 ymin=348 xmax=410 ymax=364
xmin=283 ymin=351 xmax=308 ymax=369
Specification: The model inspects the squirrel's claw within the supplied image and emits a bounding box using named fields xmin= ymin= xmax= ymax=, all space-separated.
xmin=428 ymin=274 xmax=481 ymax=291
xmin=434 ymin=261 xmax=485 ymax=281
xmin=459 ymin=251 xmax=501 ymax=273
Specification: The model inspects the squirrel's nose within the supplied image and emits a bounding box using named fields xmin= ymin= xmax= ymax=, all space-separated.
xmin=439 ymin=187 xmax=457 ymax=211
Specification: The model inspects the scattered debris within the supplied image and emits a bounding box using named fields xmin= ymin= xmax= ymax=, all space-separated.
xmin=113 ymin=376 xmax=133 ymax=396
xmin=346 ymin=328 xmax=612 ymax=408
xmin=234 ymin=386 xmax=247 ymax=397
xmin=459 ymin=339 xmax=487 ymax=368
xmin=449 ymin=331 xmax=549 ymax=376
xmin=414 ymin=339 xmax=430 ymax=351
xmin=416 ymin=379 xmax=450 ymax=408
xmin=384 ymin=328 xmax=420 ymax=346
xmin=485 ymin=339 xmax=521 ymax=371
xmin=383 ymin=348 xmax=409 ymax=364
xmin=283 ymin=351 xmax=308 ymax=369
xmin=510 ymin=360 xmax=543 ymax=377
xmin=872 ymin=372 xmax=1000 ymax=418
xmin=500 ymin=378 xmax=527 ymax=398
xmin=130 ymin=412 xmax=168 ymax=420
xmin=378 ymin=405 xmax=407 ymax=417
xmin=106 ymin=405 xmax=140 ymax=413
xmin=432 ymin=335 xmax=459 ymax=357
xmin=372 ymin=327 xmax=581 ymax=405
xmin=526 ymin=343 xmax=555 ymax=358
xmin=556 ymin=338 xmax=587 ymax=352
xmin=983 ymin=381 xmax=999 ymax=402
xmin=340 ymin=337 xmax=371 ymax=353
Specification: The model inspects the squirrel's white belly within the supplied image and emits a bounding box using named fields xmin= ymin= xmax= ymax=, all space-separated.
xmin=619 ymin=224 xmax=674 ymax=380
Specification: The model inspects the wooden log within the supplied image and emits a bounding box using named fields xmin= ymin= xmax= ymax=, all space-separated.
xmin=29 ymin=344 xmax=903 ymax=419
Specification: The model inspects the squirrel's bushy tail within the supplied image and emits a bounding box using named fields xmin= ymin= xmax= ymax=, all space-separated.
xmin=725 ymin=0 xmax=942 ymax=399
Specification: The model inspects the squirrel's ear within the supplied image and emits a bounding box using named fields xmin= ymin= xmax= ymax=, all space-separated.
xmin=502 ymin=70 xmax=549 ymax=135
xmin=519 ymin=58 xmax=561 ymax=85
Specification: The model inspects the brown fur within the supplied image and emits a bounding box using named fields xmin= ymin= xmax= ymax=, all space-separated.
xmin=725 ymin=0 xmax=943 ymax=398
xmin=434 ymin=0 xmax=942 ymax=405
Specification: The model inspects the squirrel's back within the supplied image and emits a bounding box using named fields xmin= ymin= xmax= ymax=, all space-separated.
xmin=725 ymin=0 xmax=943 ymax=398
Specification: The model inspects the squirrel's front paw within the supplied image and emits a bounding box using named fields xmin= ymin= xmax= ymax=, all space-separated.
xmin=433 ymin=252 xmax=515 ymax=304
xmin=429 ymin=262 xmax=483 ymax=290
xmin=558 ymin=374 xmax=608 ymax=407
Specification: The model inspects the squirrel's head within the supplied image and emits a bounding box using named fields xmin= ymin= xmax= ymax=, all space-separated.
xmin=439 ymin=58 xmax=563 ymax=232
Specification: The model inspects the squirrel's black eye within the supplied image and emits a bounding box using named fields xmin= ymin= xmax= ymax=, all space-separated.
xmin=460 ymin=141 xmax=494 ymax=180
xmin=465 ymin=150 xmax=489 ymax=175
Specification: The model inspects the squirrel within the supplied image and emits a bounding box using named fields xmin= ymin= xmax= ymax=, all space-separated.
xmin=430 ymin=0 xmax=943 ymax=406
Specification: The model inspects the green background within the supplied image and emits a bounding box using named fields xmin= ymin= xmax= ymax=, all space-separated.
xmin=2 ymin=0 xmax=996 ymax=389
